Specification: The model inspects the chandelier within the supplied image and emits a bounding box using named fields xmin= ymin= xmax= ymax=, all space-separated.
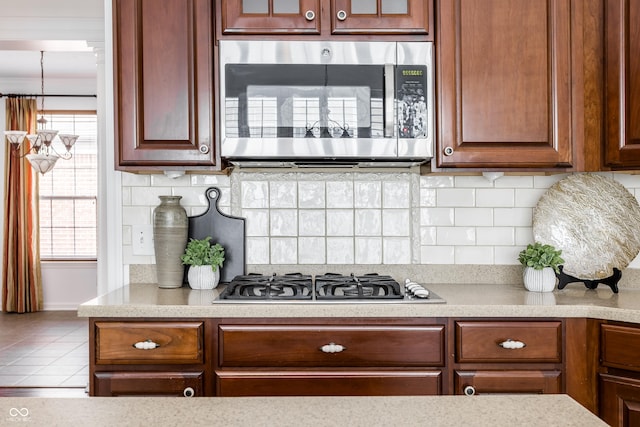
xmin=3 ymin=51 xmax=79 ymax=174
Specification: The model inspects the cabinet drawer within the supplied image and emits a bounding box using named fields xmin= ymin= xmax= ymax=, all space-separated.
xmin=455 ymin=321 xmax=562 ymax=363
xmin=93 ymin=371 xmax=203 ymax=396
xmin=216 ymin=371 xmax=442 ymax=397
xmin=218 ymin=325 xmax=445 ymax=367
xmin=454 ymin=370 xmax=562 ymax=395
xmin=95 ymin=322 xmax=203 ymax=365
xmin=601 ymin=324 xmax=640 ymax=372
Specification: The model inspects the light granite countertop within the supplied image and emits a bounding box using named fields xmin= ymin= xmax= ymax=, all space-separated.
xmin=78 ymin=282 xmax=640 ymax=323
xmin=0 ymin=395 xmax=605 ymax=426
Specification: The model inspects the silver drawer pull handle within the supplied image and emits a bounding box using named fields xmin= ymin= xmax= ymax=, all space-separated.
xmin=498 ymin=339 xmax=526 ymax=349
xmin=320 ymin=343 xmax=346 ymax=353
xmin=133 ymin=339 xmax=160 ymax=350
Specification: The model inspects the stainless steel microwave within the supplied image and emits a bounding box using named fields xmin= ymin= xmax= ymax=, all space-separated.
xmin=219 ymin=40 xmax=434 ymax=167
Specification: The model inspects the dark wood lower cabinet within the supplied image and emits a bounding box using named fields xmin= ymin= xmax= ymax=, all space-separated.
xmin=216 ymin=371 xmax=442 ymax=397
xmin=599 ymin=374 xmax=640 ymax=427
xmin=93 ymin=371 xmax=204 ymax=396
xmin=454 ymin=370 xmax=562 ymax=395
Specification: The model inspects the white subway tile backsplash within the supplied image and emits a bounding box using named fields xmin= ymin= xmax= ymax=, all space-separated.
xmin=383 ymin=181 xmax=410 ymax=208
xmin=354 ymin=181 xmax=382 ymax=208
xmin=493 ymin=208 xmax=533 ymax=227
xmin=243 ymin=209 xmax=269 ymax=236
xmin=382 ymin=210 xmax=410 ymax=236
xmin=420 ymin=188 xmax=437 ymax=207
xmin=270 ymin=209 xmax=298 ymax=236
xmin=269 ymin=181 xmax=297 ymax=208
xmin=355 ymin=237 xmax=382 ymax=264
xmin=383 ymin=238 xmax=411 ymax=264
xmin=420 ymin=175 xmax=454 ymax=188
xmin=476 ymin=189 xmax=514 ymax=207
xmin=421 ymin=245 xmax=455 ymax=264
xmin=270 ymin=237 xmax=298 ymax=264
xmin=299 ymin=210 xmax=326 ymax=236
xmin=494 ymin=246 xmax=524 ymax=265
xmin=436 ymin=188 xmax=475 ymax=207
xmin=437 ymin=227 xmax=476 ymax=246
xmin=420 ymin=208 xmax=454 ymax=226
xmin=494 ymin=175 xmax=534 ymax=188
xmin=515 ymin=188 xmax=546 ymax=208
xmin=298 ymin=181 xmax=326 ymax=208
xmin=454 ymin=175 xmax=494 ymax=188
xmin=326 ymin=181 xmax=354 ymax=208
xmin=455 ymin=208 xmax=492 ymax=226
xmin=246 ymin=237 xmax=270 ymax=264
xmin=477 ymin=227 xmax=515 ymax=245
xmin=122 ymin=206 xmax=151 ymax=226
xmin=455 ymin=246 xmax=494 ymax=264
xmin=298 ymin=237 xmax=326 ymax=264
xmin=327 ymin=237 xmax=354 ymax=264
xmin=515 ymin=227 xmax=534 ymax=245
xmin=355 ymin=209 xmax=382 ymax=236
xmin=326 ymin=210 xmax=354 ymax=236
xmin=420 ymin=226 xmax=437 ymax=245
xmin=125 ymin=169 xmax=618 ymax=271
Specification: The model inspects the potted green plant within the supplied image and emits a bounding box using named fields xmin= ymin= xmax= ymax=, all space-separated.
xmin=181 ymin=237 xmax=225 ymax=289
xmin=518 ymin=242 xmax=564 ymax=292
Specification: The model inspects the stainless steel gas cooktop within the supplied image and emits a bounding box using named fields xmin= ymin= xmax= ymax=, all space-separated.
xmin=213 ymin=273 xmax=445 ymax=304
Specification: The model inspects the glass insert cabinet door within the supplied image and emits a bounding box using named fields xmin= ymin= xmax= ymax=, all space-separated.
xmin=221 ymin=0 xmax=321 ymax=34
xmin=332 ymin=0 xmax=430 ymax=35
xmin=220 ymin=0 xmax=431 ymax=36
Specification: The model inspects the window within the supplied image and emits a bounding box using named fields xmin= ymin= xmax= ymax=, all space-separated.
xmin=38 ymin=112 xmax=98 ymax=260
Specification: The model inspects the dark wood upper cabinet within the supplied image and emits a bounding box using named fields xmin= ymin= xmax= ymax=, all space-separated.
xmin=604 ymin=0 xmax=640 ymax=168
xmin=435 ymin=0 xmax=574 ymax=170
xmin=113 ymin=0 xmax=220 ymax=171
xmin=219 ymin=0 xmax=432 ymax=38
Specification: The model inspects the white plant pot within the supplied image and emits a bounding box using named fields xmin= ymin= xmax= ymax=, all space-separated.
xmin=523 ymin=266 xmax=557 ymax=292
xmin=187 ymin=265 xmax=220 ymax=290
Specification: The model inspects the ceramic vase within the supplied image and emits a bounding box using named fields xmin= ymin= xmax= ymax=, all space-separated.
xmin=153 ymin=196 xmax=188 ymax=288
xmin=187 ymin=265 xmax=220 ymax=290
xmin=523 ymin=267 xmax=557 ymax=292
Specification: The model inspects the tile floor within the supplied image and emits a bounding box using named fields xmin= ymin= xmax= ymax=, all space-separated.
xmin=0 ymin=311 xmax=88 ymax=389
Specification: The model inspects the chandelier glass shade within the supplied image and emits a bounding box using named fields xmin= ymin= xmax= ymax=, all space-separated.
xmin=3 ymin=51 xmax=79 ymax=175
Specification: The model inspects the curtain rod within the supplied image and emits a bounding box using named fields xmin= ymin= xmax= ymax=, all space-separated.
xmin=0 ymin=93 xmax=96 ymax=98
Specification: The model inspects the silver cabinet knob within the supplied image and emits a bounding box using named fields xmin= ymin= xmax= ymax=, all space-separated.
xmin=183 ymin=387 xmax=195 ymax=397
xmin=463 ymin=385 xmax=476 ymax=396
xmin=199 ymin=144 xmax=209 ymax=154
xmin=444 ymin=146 xmax=454 ymax=156
xmin=305 ymin=10 xmax=316 ymax=21
xmin=336 ymin=10 xmax=347 ymax=21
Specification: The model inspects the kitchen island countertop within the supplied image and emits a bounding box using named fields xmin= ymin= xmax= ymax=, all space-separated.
xmin=0 ymin=394 xmax=605 ymax=426
xmin=78 ymin=282 xmax=640 ymax=323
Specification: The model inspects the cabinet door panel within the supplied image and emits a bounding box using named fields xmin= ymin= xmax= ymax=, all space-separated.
xmin=601 ymin=324 xmax=640 ymax=372
xmin=605 ymin=0 xmax=640 ymax=167
xmin=114 ymin=0 xmax=216 ymax=169
xmin=436 ymin=0 xmax=572 ymax=168
xmin=600 ymin=374 xmax=640 ymax=427
xmin=217 ymin=370 xmax=442 ymax=396
xmin=331 ymin=0 xmax=431 ymax=35
xmin=455 ymin=370 xmax=562 ymax=394
xmin=221 ymin=0 xmax=321 ymax=34
xmin=94 ymin=371 xmax=203 ymax=396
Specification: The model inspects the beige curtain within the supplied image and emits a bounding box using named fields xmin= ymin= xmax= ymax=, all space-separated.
xmin=3 ymin=97 xmax=43 ymax=312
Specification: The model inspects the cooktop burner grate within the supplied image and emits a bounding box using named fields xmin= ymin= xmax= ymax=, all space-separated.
xmin=220 ymin=273 xmax=313 ymax=300
xmin=315 ymin=273 xmax=403 ymax=300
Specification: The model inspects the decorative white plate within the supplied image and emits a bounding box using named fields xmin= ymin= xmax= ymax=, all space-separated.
xmin=532 ymin=174 xmax=640 ymax=280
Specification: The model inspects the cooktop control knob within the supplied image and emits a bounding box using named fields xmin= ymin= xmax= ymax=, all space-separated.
xmin=404 ymin=279 xmax=430 ymax=299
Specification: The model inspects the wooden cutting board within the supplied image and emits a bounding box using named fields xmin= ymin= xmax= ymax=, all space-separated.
xmin=185 ymin=187 xmax=246 ymax=284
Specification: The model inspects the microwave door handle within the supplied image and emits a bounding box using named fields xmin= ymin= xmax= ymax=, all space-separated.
xmin=384 ymin=64 xmax=395 ymax=138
